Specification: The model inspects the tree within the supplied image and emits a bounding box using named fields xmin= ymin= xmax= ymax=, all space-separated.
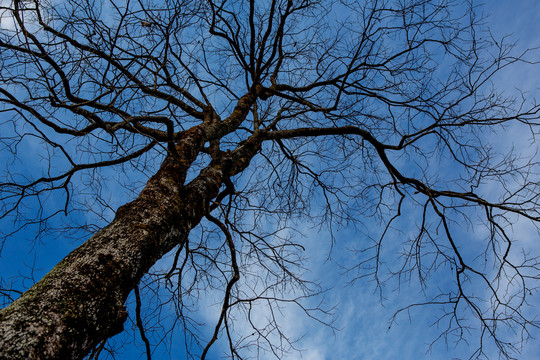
xmin=0 ymin=0 xmax=539 ymax=358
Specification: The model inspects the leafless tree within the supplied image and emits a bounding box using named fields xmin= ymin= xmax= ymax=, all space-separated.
xmin=0 ymin=0 xmax=539 ymax=359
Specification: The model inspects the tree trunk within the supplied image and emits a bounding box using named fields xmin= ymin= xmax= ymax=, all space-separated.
xmin=0 ymin=121 xmax=261 ymax=359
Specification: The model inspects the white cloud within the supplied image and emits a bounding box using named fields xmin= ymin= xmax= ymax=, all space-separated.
xmin=0 ymin=1 xmax=15 ymax=31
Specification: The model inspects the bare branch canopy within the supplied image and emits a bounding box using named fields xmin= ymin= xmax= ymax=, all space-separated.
xmin=0 ymin=0 xmax=539 ymax=359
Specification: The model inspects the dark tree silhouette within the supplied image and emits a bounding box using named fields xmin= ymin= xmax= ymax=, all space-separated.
xmin=0 ymin=0 xmax=539 ymax=359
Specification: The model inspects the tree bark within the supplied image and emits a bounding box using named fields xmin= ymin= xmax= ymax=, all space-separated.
xmin=0 ymin=120 xmax=261 ymax=359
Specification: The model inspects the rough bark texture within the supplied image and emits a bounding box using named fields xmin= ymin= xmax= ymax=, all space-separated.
xmin=0 ymin=119 xmax=261 ymax=359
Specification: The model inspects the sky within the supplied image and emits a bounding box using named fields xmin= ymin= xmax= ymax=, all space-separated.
xmin=1 ymin=0 xmax=540 ymax=359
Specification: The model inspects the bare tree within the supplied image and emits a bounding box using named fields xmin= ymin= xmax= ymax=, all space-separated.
xmin=0 ymin=0 xmax=539 ymax=359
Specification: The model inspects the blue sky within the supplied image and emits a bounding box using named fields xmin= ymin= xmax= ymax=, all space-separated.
xmin=1 ymin=0 xmax=540 ymax=359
